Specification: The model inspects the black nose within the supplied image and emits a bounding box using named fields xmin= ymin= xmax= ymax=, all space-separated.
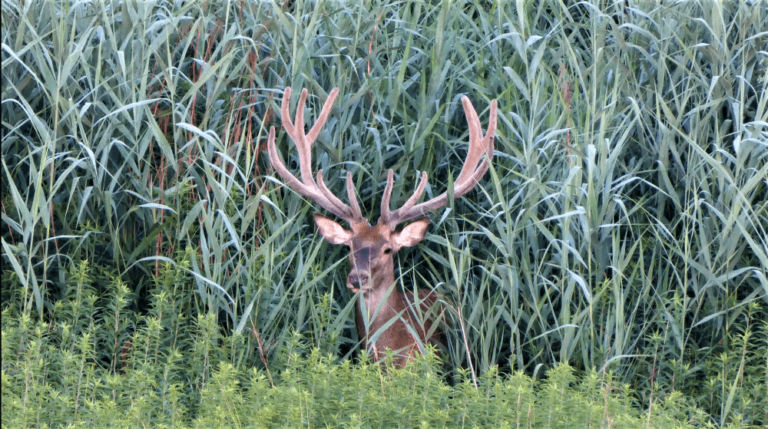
xmin=347 ymin=271 xmax=369 ymax=290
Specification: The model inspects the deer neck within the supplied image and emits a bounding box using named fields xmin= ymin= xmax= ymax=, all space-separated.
xmin=355 ymin=260 xmax=421 ymax=365
xmin=359 ymin=259 xmax=403 ymax=324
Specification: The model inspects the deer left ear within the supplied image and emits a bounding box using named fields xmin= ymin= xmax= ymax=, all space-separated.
xmin=392 ymin=217 xmax=430 ymax=250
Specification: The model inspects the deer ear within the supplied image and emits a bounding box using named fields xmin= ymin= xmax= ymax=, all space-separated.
xmin=392 ymin=218 xmax=430 ymax=250
xmin=313 ymin=213 xmax=352 ymax=245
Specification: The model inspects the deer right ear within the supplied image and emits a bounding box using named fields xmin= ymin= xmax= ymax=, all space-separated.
xmin=313 ymin=213 xmax=352 ymax=245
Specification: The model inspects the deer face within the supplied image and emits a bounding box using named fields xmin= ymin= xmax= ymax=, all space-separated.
xmin=313 ymin=214 xmax=429 ymax=293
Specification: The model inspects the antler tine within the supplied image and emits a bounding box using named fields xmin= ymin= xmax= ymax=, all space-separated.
xmin=345 ymin=172 xmax=363 ymax=220
xmin=316 ymin=169 xmax=353 ymax=218
xmin=295 ymin=89 xmax=315 ymax=186
xmin=268 ymin=87 xmax=364 ymax=223
xmin=308 ymin=88 xmax=339 ymax=142
xmin=380 ymin=169 xmax=395 ymax=221
xmin=455 ymin=96 xmax=488 ymax=184
xmin=280 ymin=87 xmax=296 ymax=134
xmin=381 ymin=97 xmax=497 ymax=225
xmin=396 ymin=171 xmax=429 ymax=214
xmin=279 ymin=87 xmax=311 ymax=184
xmin=379 ymin=170 xmax=428 ymax=226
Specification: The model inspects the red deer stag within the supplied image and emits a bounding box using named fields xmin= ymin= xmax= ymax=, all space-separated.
xmin=267 ymin=87 xmax=497 ymax=367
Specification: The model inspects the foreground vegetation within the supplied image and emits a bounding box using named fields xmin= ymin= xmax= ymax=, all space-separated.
xmin=2 ymin=282 xmax=698 ymax=428
xmin=2 ymin=0 xmax=766 ymax=426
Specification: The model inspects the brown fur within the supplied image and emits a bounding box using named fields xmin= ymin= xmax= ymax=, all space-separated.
xmin=315 ymin=215 xmax=442 ymax=367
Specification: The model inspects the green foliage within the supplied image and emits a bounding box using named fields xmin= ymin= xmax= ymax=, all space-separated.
xmin=2 ymin=0 xmax=767 ymax=427
xmin=3 ymin=297 xmax=696 ymax=428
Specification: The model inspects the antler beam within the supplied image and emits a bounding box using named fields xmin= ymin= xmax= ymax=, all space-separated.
xmin=379 ymin=96 xmax=497 ymax=226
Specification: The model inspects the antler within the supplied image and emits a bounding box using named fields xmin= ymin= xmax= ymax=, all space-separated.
xmin=379 ymin=96 xmax=497 ymax=227
xmin=267 ymin=87 xmax=365 ymax=223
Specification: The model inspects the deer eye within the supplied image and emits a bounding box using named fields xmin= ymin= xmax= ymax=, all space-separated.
xmin=383 ymin=248 xmax=392 ymax=255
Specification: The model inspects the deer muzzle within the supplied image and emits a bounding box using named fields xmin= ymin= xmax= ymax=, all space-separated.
xmin=347 ymin=270 xmax=371 ymax=293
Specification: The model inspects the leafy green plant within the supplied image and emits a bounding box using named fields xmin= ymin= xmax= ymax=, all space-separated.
xmin=2 ymin=292 xmax=698 ymax=428
xmin=2 ymin=0 xmax=766 ymax=426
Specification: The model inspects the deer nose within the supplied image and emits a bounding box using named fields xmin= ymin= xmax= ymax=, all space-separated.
xmin=347 ymin=271 xmax=369 ymax=292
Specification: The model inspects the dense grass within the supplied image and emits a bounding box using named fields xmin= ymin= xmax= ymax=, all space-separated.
xmin=2 ymin=0 xmax=767 ymax=426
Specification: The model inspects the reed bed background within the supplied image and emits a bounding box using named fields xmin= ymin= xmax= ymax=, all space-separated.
xmin=2 ymin=0 xmax=766 ymax=427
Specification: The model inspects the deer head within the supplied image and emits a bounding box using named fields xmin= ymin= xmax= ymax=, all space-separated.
xmin=267 ymin=87 xmax=497 ymax=366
